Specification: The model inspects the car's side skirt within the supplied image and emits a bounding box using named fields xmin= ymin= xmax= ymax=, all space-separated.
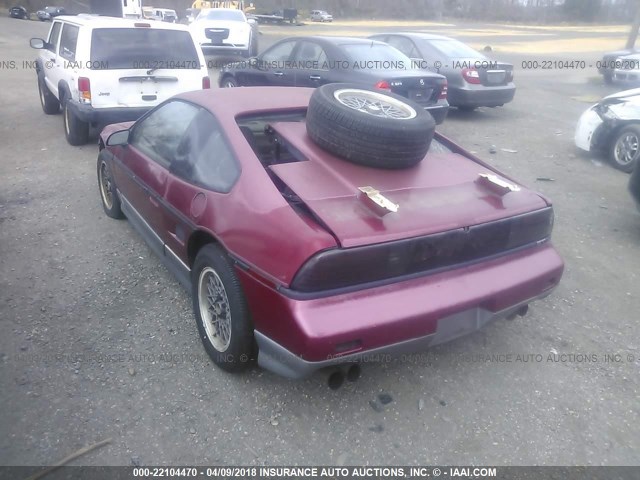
xmin=119 ymin=191 xmax=192 ymax=292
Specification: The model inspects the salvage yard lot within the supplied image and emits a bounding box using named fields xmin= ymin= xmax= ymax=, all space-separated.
xmin=1 ymin=15 xmax=639 ymax=467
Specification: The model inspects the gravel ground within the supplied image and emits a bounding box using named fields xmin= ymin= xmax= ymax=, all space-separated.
xmin=0 ymin=16 xmax=639 ymax=468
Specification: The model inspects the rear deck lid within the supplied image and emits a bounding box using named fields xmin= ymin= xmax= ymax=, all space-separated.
xmin=89 ymin=27 xmax=203 ymax=108
xmin=269 ymin=122 xmax=548 ymax=248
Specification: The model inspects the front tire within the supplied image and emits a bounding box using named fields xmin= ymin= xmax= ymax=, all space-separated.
xmin=192 ymin=244 xmax=254 ymax=373
xmin=97 ymin=152 xmax=124 ymax=219
xmin=63 ymin=99 xmax=89 ymax=146
xmin=610 ymin=125 xmax=640 ymax=173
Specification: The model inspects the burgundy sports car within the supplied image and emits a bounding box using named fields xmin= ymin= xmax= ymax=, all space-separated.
xmin=97 ymin=85 xmax=564 ymax=379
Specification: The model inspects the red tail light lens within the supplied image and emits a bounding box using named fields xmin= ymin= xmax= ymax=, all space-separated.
xmin=290 ymin=208 xmax=554 ymax=293
xmin=202 ymin=76 xmax=211 ymax=89
xmin=374 ymin=80 xmax=391 ymax=91
xmin=78 ymin=77 xmax=91 ymax=102
xmin=462 ymin=68 xmax=481 ymax=84
xmin=506 ymin=70 xmax=514 ymax=82
xmin=439 ymin=80 xmax=448 ymax=100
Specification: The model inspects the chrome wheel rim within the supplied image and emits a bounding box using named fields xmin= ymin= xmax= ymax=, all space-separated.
xmin=223 ymin=80 xmax=236 ymax=88
xmin=98 ymin=161 xmax=113 ymax=209
xmin=334 ymin=88 xmax=417 ymax=120
xmin=615 ymin=133 xmax=640 ymax=166
xmin=198 ymin=267 xmax=231 ymax=352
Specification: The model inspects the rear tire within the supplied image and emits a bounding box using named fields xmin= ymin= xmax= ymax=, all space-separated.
xmin=38 ymin=76 xmax=59 ymax=114
xmin=220 ymin=75 xmax=238 ymax=88
xmin=192 ymin=244 xmax=254 ymax=373
xmin=306 ymin=83 xmax=435 ymax=169
xmin=610 ymin=125 xmax=640 ymax=173
xmin=63 ymin=98 xmax=89 ymax=146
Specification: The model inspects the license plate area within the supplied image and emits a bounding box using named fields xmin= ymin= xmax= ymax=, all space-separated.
xmin=205 ymin=28 xmax=230 ymax=44
xmin=409 ymin=88 xmax=433 ymax=104
xmin=486 ymin=70 xmax=506 ymax=84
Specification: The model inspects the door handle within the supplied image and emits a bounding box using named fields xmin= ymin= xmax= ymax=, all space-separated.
xmin=309 ymin=75 xmax=321 ymax=81
xmin=273 ymin=71 xmax=284 ymax=77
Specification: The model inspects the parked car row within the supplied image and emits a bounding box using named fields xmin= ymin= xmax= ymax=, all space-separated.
xmin=218 ymin=32 xmax=516 ymax=118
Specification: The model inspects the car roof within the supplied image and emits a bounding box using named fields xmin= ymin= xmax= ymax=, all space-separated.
xmin=294 ymin=36 xmax=388 ymax=47
xmin=374 ymin=32 xmax=456 ymax=41
xmin=53 ymin=15 xmax=191 ymax=31
xmin=200 ymin=8 xmax=244 ymax=13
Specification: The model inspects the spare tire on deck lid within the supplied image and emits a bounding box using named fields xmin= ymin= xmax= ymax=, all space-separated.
xmin=305 ymin=83 xmax=436 ymax=169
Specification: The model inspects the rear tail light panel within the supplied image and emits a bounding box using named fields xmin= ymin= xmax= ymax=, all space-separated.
xmin=290 ymin=208 xmax=554 ymax=293
xmin=78 ymin=76 xmax=91 ymax=103
xmin=462 ymin=68 xmax=481 ymax=84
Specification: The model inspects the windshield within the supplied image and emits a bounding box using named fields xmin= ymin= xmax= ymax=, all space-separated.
xmin=419 ymin=38 xmax=484 ymax=59
xmin=341 ymin=43 xmax=411 ymax=69
xmin=91 ymin=28 xmax=200 ymax=69
xmin=196 ymin=9 xmax=245 ymax=22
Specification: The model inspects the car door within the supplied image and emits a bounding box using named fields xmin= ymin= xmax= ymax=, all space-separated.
xmin=292 ymin=40 xmax=330 ymax=87
xmin=162 ymin=108 xmax=241 ymax=272
xmin=241 ymin=39 xmax=297 ymax=86
xmin=41 ymin=20 xmax=63 ymax=96
xmin=56 ymin=23 xmax=80 ymax=93
xmin=114 ymin=101 xmax=200 ymax=257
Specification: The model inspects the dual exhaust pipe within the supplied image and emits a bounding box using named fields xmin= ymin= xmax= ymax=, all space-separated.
xmin=327 ymin=364 xmax=361 ymax=390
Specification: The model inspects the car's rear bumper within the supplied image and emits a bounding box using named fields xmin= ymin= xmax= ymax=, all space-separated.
xmin=241 ymin=243 xmax=564 ymax=379
xmin=425 ymin=104 xmax=449 ymax=124
xmin=200 ymin=44 xmax=249 ymax=55
xmin=449 ymin=84 xmax=515 ymax=107
xmin=68 ymin=101 xmax=151 ymax=128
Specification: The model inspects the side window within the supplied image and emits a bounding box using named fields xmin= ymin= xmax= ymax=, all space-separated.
xmin=261 ymin=40 xmax=296 ymax=63
xmin=59 ymin=24 xmax=79 ymax=61
xmin=172 ymin=110 xmax=240 ymax=193
xmin=387 ymin=36 xmax=420 ymax=59
xmin=48 ymin=21 xmax=62 ymax=54
xmin=294 ymin=41 xmax=328 ymax=69
xmin=130 ymin=101 xmax=200 ymax=169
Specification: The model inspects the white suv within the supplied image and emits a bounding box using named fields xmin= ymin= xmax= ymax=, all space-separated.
xmin=30 ymin=15 xmax=209 ymax=145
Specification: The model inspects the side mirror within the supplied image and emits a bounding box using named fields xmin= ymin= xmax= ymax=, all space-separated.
xmin=106 ymin=129 xmax=130 ymax=147
xmin=30 ymin=38 xmax=46 ymax=49
xmin=247 ymin=17 xmax=257 ymax=25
